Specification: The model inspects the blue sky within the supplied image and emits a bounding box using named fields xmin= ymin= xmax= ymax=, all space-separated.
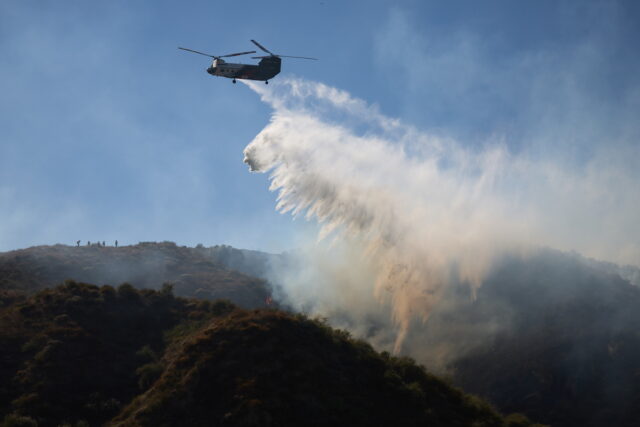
xmin=1 ymin=0 xmax=639 ymax=254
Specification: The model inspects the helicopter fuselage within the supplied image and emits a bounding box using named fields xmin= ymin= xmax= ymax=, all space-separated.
xmin=207 ymin=57 xmax=281 ymax=82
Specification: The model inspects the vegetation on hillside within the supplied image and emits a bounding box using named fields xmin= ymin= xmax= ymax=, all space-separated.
xmin=0 ymin=283 xmax=541 ymax=427
xmin=5 ymin=243 xmax=637 ymax=426
xmin=0 ymin=281 xmax=231 ymax=426
xmin=443 ymin=251 xmax=640 ymax=427
xmin=0 ymin=243 xmax=270 ymax=308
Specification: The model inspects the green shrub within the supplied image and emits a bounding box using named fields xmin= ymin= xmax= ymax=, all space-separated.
xmin=1 ymin=414 xmax=38 ymax=427
xmin=116 ymin=283 xmax=138 ymax=300
xmin=99 ymin=285 xmax=116 ymax=300
xmin=136 ymin=345 xmax=158 ymax=363
xmin=136 ymin=362 xmax=164 ymax=390
xmin=160 ymin=283 xmax=174 ymax=297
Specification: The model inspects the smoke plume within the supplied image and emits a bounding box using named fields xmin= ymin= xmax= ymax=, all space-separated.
xmin=243 ymin=78 xmax=640 ymax=353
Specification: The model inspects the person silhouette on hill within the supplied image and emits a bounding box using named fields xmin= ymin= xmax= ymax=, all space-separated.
xmin=115 ymin=240 xmax=118 ymax=247
xmin=76 ymin=240 xmax=81 ymax=247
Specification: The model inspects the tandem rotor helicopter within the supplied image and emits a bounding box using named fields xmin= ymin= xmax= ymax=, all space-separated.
xmin=178 ymin=39 xmax=317 ymax=84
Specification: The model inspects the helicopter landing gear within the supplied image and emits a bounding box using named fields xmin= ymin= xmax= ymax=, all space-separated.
xmin=265 ymin=80 xmax=269 ymax=85
xmin=232 ymin=78 xmax=236 ymax=84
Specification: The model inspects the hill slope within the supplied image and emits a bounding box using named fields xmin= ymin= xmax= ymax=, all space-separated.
xmin=453 ymin=252 xmax=640 ymax=427
xmin=0 ymin=283 xmax=542 ymax=427
xmin=405 ymin=250 xmax=640 ymax=427
xmin=0 ymin=242 xmax=270 ymax=308
xmin=4 ymin=243 xmax=636 ymax=425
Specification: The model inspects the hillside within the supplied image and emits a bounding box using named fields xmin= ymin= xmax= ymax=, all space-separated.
xmin=0 ymin=242 xmax=270 ymax=308
xmin=411 ymin=250 xmax=640 ymax=427
xmin=3 ymin=243 xmax=638 ymax=426
xmin=199 ymin=245 xmax=640 ymax=426
xmin=0 ymin=283 xmax=541 ymax=427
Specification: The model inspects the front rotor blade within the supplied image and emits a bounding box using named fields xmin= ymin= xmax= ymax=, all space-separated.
xmin=277 ymin=55 xmax=318 ymax=60
xmin=178 ymin=47 xmax=217 ymax=58
xmin=250 ymin=39 xmax=274 ymax=55
xmin=220 ymin=50 xmax=256 ymax=58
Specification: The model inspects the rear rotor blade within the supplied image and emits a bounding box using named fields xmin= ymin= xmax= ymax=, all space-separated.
xmin=219 ymin=50 xmax=256 ymax=58
xmin=277 ymin=55 xmax=318 ymax=60
xmin=251 ymin=39 xmax=274 ymax=55
xmin=178 ymin=47 xmax=217 ymax=58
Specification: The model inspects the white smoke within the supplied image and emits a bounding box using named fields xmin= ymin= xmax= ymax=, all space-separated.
xmin=243 ymin=78 xmax=640 ymax=353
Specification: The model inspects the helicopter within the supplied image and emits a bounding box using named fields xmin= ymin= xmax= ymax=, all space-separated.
xmin=178 ymin=40 xmax=317 ymax=84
